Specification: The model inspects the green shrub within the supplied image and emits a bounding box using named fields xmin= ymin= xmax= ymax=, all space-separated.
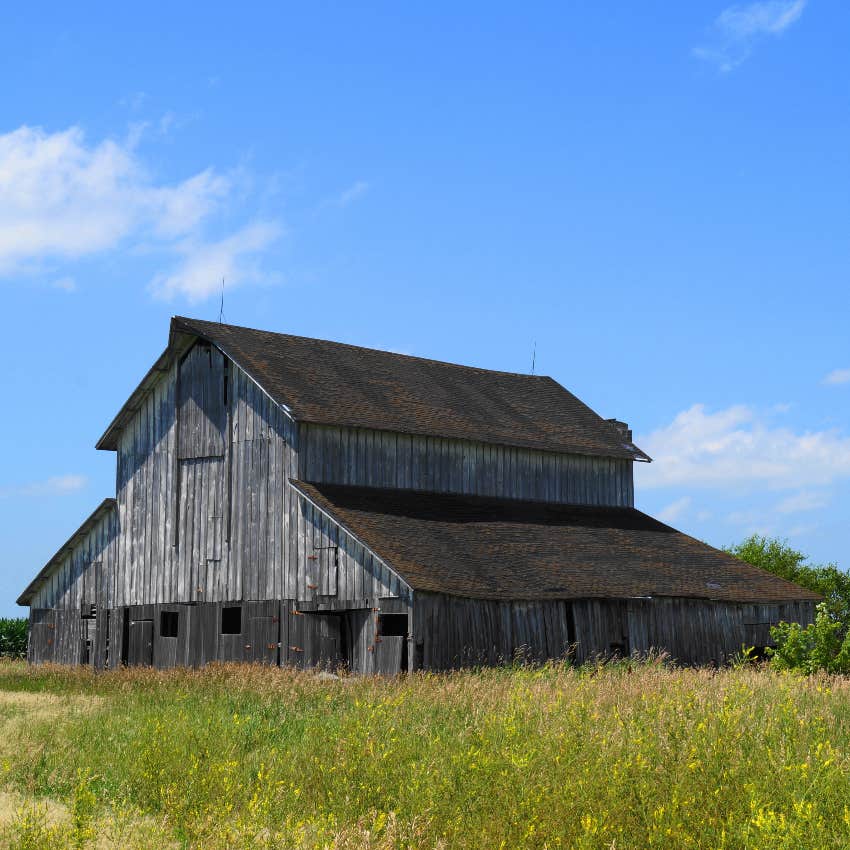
xmin=0 ymin=618 xmax=28 ymax=658
xmin=770 ymin=603 xmax=850 ymax=674
xmin=727 ymin=536 xmax=850 ymax=674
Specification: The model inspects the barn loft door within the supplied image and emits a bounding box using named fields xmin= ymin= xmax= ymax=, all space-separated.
xmin=177 ymin=342 xmax=226 ymax=458
xmin=176 ymin=342 xmax=227 ymax=600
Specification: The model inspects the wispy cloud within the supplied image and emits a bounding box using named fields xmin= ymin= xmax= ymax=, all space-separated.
xmin=658 ymin=496 xmax=692 ymax=523
xmin=320 ymin=180 xmax=370 ymax=211
xmin=636 ymin=403 xmax=850 ymax=491
xmin=693 ymin=0 xmax=806 ymax=72
xmin=0 ymin=474 xmax=88 ymax=498
xmin=51 ymin=276 xmax=76 ymax=293
xmin=151 ymin=221 xmax=282 ymax=302
xmin=774 ymin=490 xmax=829 ymax=515
xmin=0 ymin=125 xmax=281 ymax=300
xmin=823 ymin=368 xmax=850 ymax=386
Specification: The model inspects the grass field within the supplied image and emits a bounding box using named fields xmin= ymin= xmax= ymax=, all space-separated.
xmin=0 ymin=659 xmax=849 ymax=849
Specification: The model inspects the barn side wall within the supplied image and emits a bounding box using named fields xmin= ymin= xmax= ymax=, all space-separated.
xmin=299 ymin=423 xmax=635 ymax=507
xmin=28 ymin=507 xmax=118 ymax=666
xmin=411 ymin=592 xmax=818 ymax=669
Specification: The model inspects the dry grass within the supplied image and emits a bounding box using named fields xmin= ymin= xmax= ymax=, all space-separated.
xmin=0 ymin=658 xmax=849 ymax=848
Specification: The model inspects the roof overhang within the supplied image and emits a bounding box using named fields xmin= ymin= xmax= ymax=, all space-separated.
xmin=18 ymin=498 xmax=117 ymax=606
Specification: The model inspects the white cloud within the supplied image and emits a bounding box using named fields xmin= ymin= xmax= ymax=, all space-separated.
xmin=693 ymin=0 xmax=805 ymax=72
xmin=774 ymin=490 xmax=829 ymax=514
xmin=636 ymin=404 xmax=850 ymax=490
xmin=51 ymin=276 xmax=76 ymax=293
xmin=322 ymin=180 xmax=370 ymax=210
xmin=151 ymin=221 xmax=282 ymax=302
xmin=823 ymin=368 xmax=850 ymax=386
xmin=718 ymin=0 xmax=805 ymax=37
xmin=1 ymin=474 xmax=88 ymax=498
xmin=337 ymin=180 xmax=369 ymax=207
xmin=657 ymin=496 xmax=691 ymax=523
xmin=0 ymin=125 xmax=280 ymax=300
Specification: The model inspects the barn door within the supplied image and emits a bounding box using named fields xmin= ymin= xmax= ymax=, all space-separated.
xmin=128 ymin=620 xmax=154 ymax=666
xmin=29 ymin=610 xmax=56 ymax=664
xmin=244 ymin=602 xmax=280 ymax=665
xmin=289 ymin=612 xmax=347 ymax=670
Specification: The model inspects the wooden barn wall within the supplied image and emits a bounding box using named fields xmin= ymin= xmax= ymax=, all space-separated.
xmin=29 ymin=509 xmax=117 ymax=613
xmin=294 ymin=496 xmax=408 ymax=605
xmin=112 ymin=341 xmax=405 ymax=608
xmin=114 ymin=346 xmax=302 ymax=606
xmin=299 ymin=423 xmax=634 ymax=506
xmin=412 ymin=593 xmax=818 ymax=669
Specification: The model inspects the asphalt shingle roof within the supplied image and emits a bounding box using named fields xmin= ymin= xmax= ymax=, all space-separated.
xmin=291 ymin=481 xmax=820 ymax=604
xmin=172 ymin=316 xmax=648 ymax=460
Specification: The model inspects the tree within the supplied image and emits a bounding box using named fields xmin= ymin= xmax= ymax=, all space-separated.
xmin=725 ymin=535 xmax=850 ymax=673
xmin=725 ymin=535 xmax=850 ymax=624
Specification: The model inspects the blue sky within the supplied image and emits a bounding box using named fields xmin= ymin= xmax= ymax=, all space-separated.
xmin=1 ymin=1 xmax=848 ymax=616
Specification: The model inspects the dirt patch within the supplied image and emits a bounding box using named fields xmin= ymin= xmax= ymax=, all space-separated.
xmin=0 ymin=790 xmax=177 ymax=849
xmin=0 ymin=790 xmax=68 ymax=827
xmin=0 ymin=689 xmax=103 ymax=762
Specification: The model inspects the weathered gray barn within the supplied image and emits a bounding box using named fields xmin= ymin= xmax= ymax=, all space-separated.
xmin=18 ymin=317 xmax=818 ymax=671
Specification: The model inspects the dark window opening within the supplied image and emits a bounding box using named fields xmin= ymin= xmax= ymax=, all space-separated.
xmin=160 ymin=610 xmax=179 ymax=638
xmin=221 ymin=606 xmax=242 ymax=635
xmin=80 ymin=603 xmax=96 ymax=619
xmin=378 ymin=613 xmax=408 ymax=637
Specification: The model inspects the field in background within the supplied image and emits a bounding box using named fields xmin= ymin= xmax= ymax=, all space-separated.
xmin=0 ymin=660 xmax=849 ymax=849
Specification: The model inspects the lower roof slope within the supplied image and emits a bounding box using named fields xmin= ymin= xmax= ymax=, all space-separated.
xmin=291 ymin=482 xmax=820 ymax=604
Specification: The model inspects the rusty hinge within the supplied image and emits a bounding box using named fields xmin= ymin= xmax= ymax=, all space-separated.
xmin=307 ymin=583 xmax=318 ymax=590
xmin=289 ymin=646 xmax=303 ymax=652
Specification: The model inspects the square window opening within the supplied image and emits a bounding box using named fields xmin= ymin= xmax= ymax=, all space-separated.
xmin=378 ymin=613 xmax=408 ymax=637
xmin=160 ymin=610 xmax=179 ymax=638
xmin=221 ymin=606 xmax=242 ymax=635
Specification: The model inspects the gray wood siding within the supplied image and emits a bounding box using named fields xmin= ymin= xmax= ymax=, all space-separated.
xmin=299 ymin=423 xmax=634 ymax=506
xmin=115 ymin=351 xmax=301 ymax=605
xmin=295 ymin=494 xmax=408 ymax=604
xmin=177 ymin=342 xmax=226 ymax=459
xmin=412 ymin=592 xmax=818 ymax=669
xmin=29 ymin=508 xmax=117 ymax=614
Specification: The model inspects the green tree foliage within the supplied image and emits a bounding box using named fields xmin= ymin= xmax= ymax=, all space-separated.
xmin=0 ymin=617 xmax=29 ymax=658
xmin=726 ymin=535 xmax=850 ymax=622
xmin=726 ymin=535 xmax=850 ymax=673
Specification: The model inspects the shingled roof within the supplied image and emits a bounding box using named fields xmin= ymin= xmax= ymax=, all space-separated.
xmin=290 ymin=481 xmax=820 ymax=604
xmin=165 ymin=316 xmax=649 ymax=461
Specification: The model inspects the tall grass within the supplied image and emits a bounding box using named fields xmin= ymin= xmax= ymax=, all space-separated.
xmin=1 ymin=658 xmax=850 ymax=848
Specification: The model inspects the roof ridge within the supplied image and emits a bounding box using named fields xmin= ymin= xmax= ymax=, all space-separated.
xmin=173 ymin=315 xmax=554 ymax=380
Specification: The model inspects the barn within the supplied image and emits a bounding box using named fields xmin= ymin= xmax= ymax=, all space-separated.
xmin=18 ymin=316 xmax=818 ymax=671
